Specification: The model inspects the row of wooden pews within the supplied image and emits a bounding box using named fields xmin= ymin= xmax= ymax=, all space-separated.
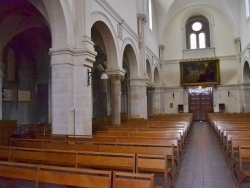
xmin=0 ymin=161 xmax=155 ymax=188
xmin=208 ymin=113 xmax=250 ymax=188
xmin=3 ymin=113 xmax=193 ymax=188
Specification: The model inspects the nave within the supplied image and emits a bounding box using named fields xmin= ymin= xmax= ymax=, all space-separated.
xmin=175 ymin=122 xmax=236 ymax=188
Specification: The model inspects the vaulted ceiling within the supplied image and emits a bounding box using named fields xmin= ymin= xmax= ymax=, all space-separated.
xmin=153 ymin=0 xmax=240 ymax=40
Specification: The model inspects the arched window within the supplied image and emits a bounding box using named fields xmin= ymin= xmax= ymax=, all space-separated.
xmin=245 ymin=0 xmax=250 ymax=18
xmin=148 ymin=0 xmax=152 ymax=31
xmin=186 ymin=16 xmax=210 ymax=49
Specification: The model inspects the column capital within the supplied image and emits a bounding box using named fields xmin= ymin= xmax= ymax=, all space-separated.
xmin=109 ymin=74 xmax=124 ymax=81
xmin=137 ymin=13 xmax=147 ymax=23
xmin=106 ymin=69 xmax=126 ymax=80
xmin=49 ymin=46 xmax=96 ymax=67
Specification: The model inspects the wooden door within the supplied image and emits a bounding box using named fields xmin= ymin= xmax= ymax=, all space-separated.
xmin=188 ymin=87 xmax=213 ymax=121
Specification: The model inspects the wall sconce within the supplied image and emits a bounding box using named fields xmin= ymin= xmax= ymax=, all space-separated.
xmin=87 ymin=69 xmax=108 ymax=86
xmin=173 ymin=93 xmax=175 ymax=99
xmin=228 ymin=91 xmax=230 ymax=97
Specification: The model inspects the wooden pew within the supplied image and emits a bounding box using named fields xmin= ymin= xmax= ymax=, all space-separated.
xmin=0 ymin=146 xmax=169 ymax=187
xmin=0 ymin=146 xmax=136 ymax=173
xmin=0 ymin=161 xmax=112 ymax=188
xmin=136 ymin=154 xmax=172 ymax=188
xmin=11 ymin=137 xmax=181 ymax=158
xmin=223 ymin=131 xmax=250 ymax=154
xmin=238 ymin=146 xmax=250 ymax=188
xmin=228 ymin=139 xmax=250 ymax=182
xmin=0 ymin=120 xmax=17 ymax=146
xmin=113 ymin=171 xmax=155 ymax=188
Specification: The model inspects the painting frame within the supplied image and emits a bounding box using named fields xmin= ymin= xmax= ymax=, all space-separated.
xmin=180 ymin=59 xmax=220 ymax=86
xmin=18 ymin=89 xmax=31 ymax=103
xmin=2 ymin=88 xmax=13 ymax=102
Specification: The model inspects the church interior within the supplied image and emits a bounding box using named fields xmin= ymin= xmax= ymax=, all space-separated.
xmin=0 ymin=0 xmax=250 ymax=187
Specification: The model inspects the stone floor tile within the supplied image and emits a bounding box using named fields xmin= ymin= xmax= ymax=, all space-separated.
xmin=175 ymin=122 xmax=237 ymax=188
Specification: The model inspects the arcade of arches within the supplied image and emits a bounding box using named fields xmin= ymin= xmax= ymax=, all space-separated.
xmin=0 ymin=0 xmax=250 ymax=135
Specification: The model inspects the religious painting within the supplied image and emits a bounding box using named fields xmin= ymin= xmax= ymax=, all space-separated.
xmin=180 ymin=59 xmax=220 ymax=86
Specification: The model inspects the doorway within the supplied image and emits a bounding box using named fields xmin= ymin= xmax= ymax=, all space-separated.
xmin=188 ymin=86 xmax=213 ymax=121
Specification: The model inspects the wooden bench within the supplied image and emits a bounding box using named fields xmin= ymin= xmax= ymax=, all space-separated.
xmin=238 ymin=146 xmax=250 ymax=188
xmin=0 ymin=146 xmax=174 ymax=187
xmin=0 ymin=161 xmax=112 ymax=188
xmin=0 ymin=161 xmax=156 ymax=188
xmin=0 ymin=146 xmax=136 ymax=172
xmin=112 ymin=171 xmax=155 ymax=188
xmin=11 ymin=137 xmax=181 ymax=158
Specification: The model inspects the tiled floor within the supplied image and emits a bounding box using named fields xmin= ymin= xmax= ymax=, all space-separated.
xmin=175 ymin=121 xmax=237 ymax=188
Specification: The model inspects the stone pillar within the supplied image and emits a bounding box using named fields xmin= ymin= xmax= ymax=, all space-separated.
xmin=110 ymin=74 xmax=123 ymax=125
xmin=137 ymin=13 xmax=147 ymax=78
xmin=130 ymin=78 xmax=148 ymax=119
xmin=49 ymin=48 xmax=75 ymax=134
xmin=159 ymin=45 xmax=165 ymax=114
xmin=147 ymin=86 xmax=154 ymax=116
xmin=0 ymin=63 xmax=4 ymax=120
xmin=234 ymin=37 xmax=242 ymax=84
xmin=153 ymin=87 xmax=161 ymax=115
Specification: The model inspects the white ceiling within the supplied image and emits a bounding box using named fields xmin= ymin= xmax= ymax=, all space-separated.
xmin=153 ymin=0 xmax=241 ymax=40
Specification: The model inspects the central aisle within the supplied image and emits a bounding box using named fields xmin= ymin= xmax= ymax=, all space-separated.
xmin=175 ymin=121 xmax=237 ymax=188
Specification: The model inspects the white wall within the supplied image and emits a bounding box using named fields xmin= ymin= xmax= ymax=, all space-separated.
xmin=105 ymin=0 xmax=137 ymax=33
xmin=160 ymin=4 xmax=239 ymax=113
xmin=145 ymin=1 xmax=160 ymax=57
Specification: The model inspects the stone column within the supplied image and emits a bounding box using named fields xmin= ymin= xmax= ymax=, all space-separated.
xmin=159 ymin=45 xmax=165 ymax=114
xmin=153 ymin=87 xmax=161 ymax=115
xmin=49 ymin=48 xmax=75 ymax=134
xmin=147 ymin=86 xmax=154 ymax=116
xmin=0 ymin=63 xmax=4 ymax=120
xmin=129 ymin=78 xmax=148 ymax=119
xmin=110 ymin=74 xmax=123 ymax=125
xmin=137 ymin=13 xmax=147 ymax=78
xmin=234 ymin=37 xmax=242 ymax=84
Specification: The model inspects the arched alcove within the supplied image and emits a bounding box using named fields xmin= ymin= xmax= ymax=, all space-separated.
xmin=243 ymin=61 xmax=250 ymax=84
xmin=154 ymin=67 xmax=160 ymax=86
xmin=1 ymin=0 xmax=51 ymax=126
xmin=146 ymin=59 xmax=152 ymax=84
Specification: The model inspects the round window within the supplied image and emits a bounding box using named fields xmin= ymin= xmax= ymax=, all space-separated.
xmin=192 ymin=22 xmax=202 ymax=31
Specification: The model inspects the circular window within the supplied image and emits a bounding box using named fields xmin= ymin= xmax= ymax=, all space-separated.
xmin=192 ymin=22 xmax=202 ymax=31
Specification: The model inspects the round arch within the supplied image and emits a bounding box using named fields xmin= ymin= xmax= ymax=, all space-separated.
xmin=153 ymin=67 xmax=160 ymax=86
xmin=43 ymin=0 xmax=73 ymax=48
xmin=146 ymin=59 xmax=152 ymax=84
xmin=91 ymin=12 xmax=120 ymax=70
xmin=121 ymin=38 xmax=139 ymax=78
xmin=159 ymin=1 xmax=238 ymax=42
xmin=243 ymin=61 xmax=250 ymax=84
xmin=180 ymin=7 xmax=215 ymax=48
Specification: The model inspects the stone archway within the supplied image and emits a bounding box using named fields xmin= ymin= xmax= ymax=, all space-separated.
xmin=243 ymin=61 xmax=250 ymax=84
xmin=91 ymin=20 xmax=123 ymax=125
xmin=1 ymin=0 xmax=51 ymax=126
xmin=122 ymin=44 xmax=139 ymax=120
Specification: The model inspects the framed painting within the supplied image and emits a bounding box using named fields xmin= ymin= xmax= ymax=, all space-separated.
xmin=180 ymin=59 xmax=220 ymax=86
xmin=2 ymin=88 xmax=13 ymax=102
xmin=18 ymin=89 xmax=31 ymax=103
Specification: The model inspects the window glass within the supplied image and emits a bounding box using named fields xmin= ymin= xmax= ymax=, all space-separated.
xmin=186 ymin=16 xmax=210 ymax=49
xmin=190 ymin=33 xmax=197 ymax=49
xmin=149 ymin=0 xmax=152 ymax=30
xmin=199 ymin=33 xmax=205 ymax=48
xmin=245 ymin=0 xmax=250 ymax=18
xmin=192 ymin=22 xmax=202 ymax=31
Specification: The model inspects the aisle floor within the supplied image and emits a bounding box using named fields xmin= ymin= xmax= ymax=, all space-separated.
xmin=175 ymin=121 xmax=237 ymax=188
